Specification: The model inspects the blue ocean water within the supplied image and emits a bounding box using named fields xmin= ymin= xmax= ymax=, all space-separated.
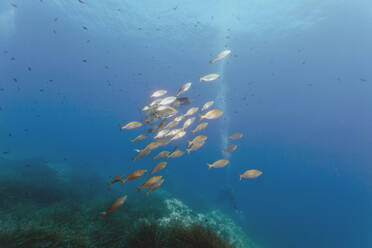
xmin=1 ymin=0 xmax=372 ymax=247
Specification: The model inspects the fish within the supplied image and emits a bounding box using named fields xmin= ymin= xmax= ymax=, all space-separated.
xmin=210 ymin=50 xmax=231 ymax=64
xmin=184 ymin=107 xmax=199 ymax=117
xmin=136 ymin=176 xmax=163 ymax=191
xmin=150 ymin=90 xmax=167 ymax=98
xmin=183 ymin=117 xmax=196 ymax=130
xmin=186 ymin=140 xmax=205 ymax=154
xmin=222 ymin=144 xmax=237 ymax=154
xmin=143 ymin=140 xmax=162 ymax=152
xmin=191 ymin=122 xmax=208 ymax=135
xmin=177 ymin=97 xmax=192 ymax=106
xmin=174 ymin=115 xmax=185 ymax=122
xmin=176 ymin=82 xmax=192 ymax=97
xmin=170 ymin=130 xmax=186 ymax=141
xmin=156 ymin=105 xmax=178 ymax=118
xmin=201 ymin=101 xmax=214 ymax=111
xmin=198 ymin=109 xmax=223 ymax=121
xmin=146 ymin=178 xmax=165 ymax=196
xmin=240 ymin=169 xmax=262 ymax=180
xmin=153 ymin=151 xmax=170 ymax=160
xmin=158 ymin=137 xmax=172 ymax=147
xmin=159 ymin=96 xmax=177 ymax=106
xmin=150 ymin=162 xmax=167 ymax=176
xmin=120 ymin=121 xmax=142 ymax=130
xmin=228 ymin=132 xmax=243 ymax=140
xmin=172 ymin=100 xmax=181 ymax=108
xmin=122 ymin=169 xmax=147 ymax=186
xmin=168 ymin=148 xmax=185 ymax=158
xmin=101 ymin=195 xmax=127 ymax=216
xmin=164 ymin=119 xmax=180 ymax=130
xmin=130 ymin=134 xmax=147 ymax=142
xmin=154 ymin=129 xmax=169 ymax=139
xmin=150 ymin=98 xmax=163 ymax=107
xmin=200 ymin=73 xmax=220 ymax=82
xmin=166 ymin=128 xmax=183 ymax=137
xmin=207 ymin=159 xmax=229 ymax=170
xmin=107 ymin=174 xmax=124 ymax=189
xmin=187 ymin=135 xmax=207 ymax=147
xmin=132 ymin=149 xmax=151 ymax=162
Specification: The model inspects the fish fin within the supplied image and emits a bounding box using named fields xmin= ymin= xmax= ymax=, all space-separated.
xmin=107 ymin=183 xmax=111 ymax=190
xmin=121 ymin=180 xmax=125 ymax=187
xmin=198 ymin=114 xmax=203 ymax=121
xmin=101 ymin=211 xmax=107 ymax=216
xmin=136 ymin=186 xmax=142 ymax=192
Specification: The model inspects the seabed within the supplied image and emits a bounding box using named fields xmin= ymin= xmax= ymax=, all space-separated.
xmin=0 ymin=156 xmax=258 ymax=248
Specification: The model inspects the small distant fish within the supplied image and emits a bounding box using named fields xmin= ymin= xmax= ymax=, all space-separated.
xmin=170 ymin=130 xmax=186 ymax=141
xmin=210 ymin=50 xmax=231 ymax=64
xmin=146 ymin=178 xmax=164 ymax=196
xmin=168 ymin=148 xmax=185 ymax=159
xmin=360 ymin=78 xmax=367 ymax=82
xmin=159 ymin=96 xmax=177 ymax=106
xmin=228 ymin=132 xmax=243 ymax=140
xmin=200 ymin=73 xmax=220 ymax=82
xmin=137 ymin=176 xmax=163 ymax=191
xmin=150 ymin=161 xmax=167 ymax=176
xmin=184 ymin=107 xmax=199 ymax=117
xmin=82 ymin=26 xmax=88 ymax=30
xmin=78 ymin=0 xmax=85 ymax=4
xmin=207 ymin=159 xmax=229 ymax=170
xmin=130 ymin=134 xmax=147 ymax=142
xmin=240 ymin=169 xmax=262 ymax=180
xmin=183 ymin=117 xmax=195 ymax=130
xmin=132 ymin=149 xmax=151 ymax=162
xmin=122 ymin=169 xmax=147 ymax=186
xmin=143 ymin=140 xmax=162 ymax=152
xmin=186 ymin=140 xmax=205 ymax=154
xmin=154 ymin=129 xmax=169 ymax=139
xmin=108 ymin=174 xmax=125 ymax=189
xmin=191 ymin=122 xmax=208 ymax=135
xmin=120 ymin=121 xmax=142 ymax=130
xmin=101 ymin=195 xmax=127 ymax=216
xmin=150 ymin=90 xmax=167 ymax=98
xmin=188 ymin=135 xmax=207 ymax=147
xmin=198 ymin=109 xmax=223 ymax=121
xmin=10 ymin=3 xmax=17 ymax=8
xmin=177 ymin=97 xmax=192 ymax=106
xmin=164 ymin=119 xmax=179 ymax=130
xmin=222 ymin=144 xmax=237 ymax=154
xmin=176 ymin=82 xmax=192 ymax=97
xmin=153 ymin=151 xmax=170 ymax=160
xmin=201 ymin=101 xmax=214 ymax=111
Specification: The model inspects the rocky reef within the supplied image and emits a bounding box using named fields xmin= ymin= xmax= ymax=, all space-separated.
xmin=0 ymin=157 xmax=258 ymax=248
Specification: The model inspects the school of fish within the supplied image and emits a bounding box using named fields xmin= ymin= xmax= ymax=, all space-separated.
xmin=102 ymin=49 xmax=263 ymax=215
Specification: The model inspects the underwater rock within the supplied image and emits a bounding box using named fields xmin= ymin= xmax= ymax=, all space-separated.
xmin=158 ymin=196 xmax=258 ymax=248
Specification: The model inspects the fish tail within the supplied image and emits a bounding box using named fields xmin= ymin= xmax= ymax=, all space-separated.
xmin=101 ymin=211 xmax=107 ymax=216
xmin=207 ymin=163 xmax=212 ymax=170
xmin=131 ymin=157 xmax=136 ymax=163
xmin=119 ymin=124 xmax=124 ymax=131
xmin=136 ymin=186 xmax=142 ymax=192
xmin=199 ymin=77 xmax=203 ymax=82
xmin=150 ymin=172 xmax=153 ymax=176
xmin=186 ymin=148 xmax=191 ymax=154
xmin=187 ymin=140 xmax=191 ymax=147
xmin=121 ymin=180 xmax=126 ymax=187
xmin=210 ymin=60 xmax=214 ymax=64
xmin=146 ymin=192 xmax=150 ymax=197
xmin=240 ymin=175 xmax=243 ymax=181
xmin=198 ymin=114 xmax=203 ymax=121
